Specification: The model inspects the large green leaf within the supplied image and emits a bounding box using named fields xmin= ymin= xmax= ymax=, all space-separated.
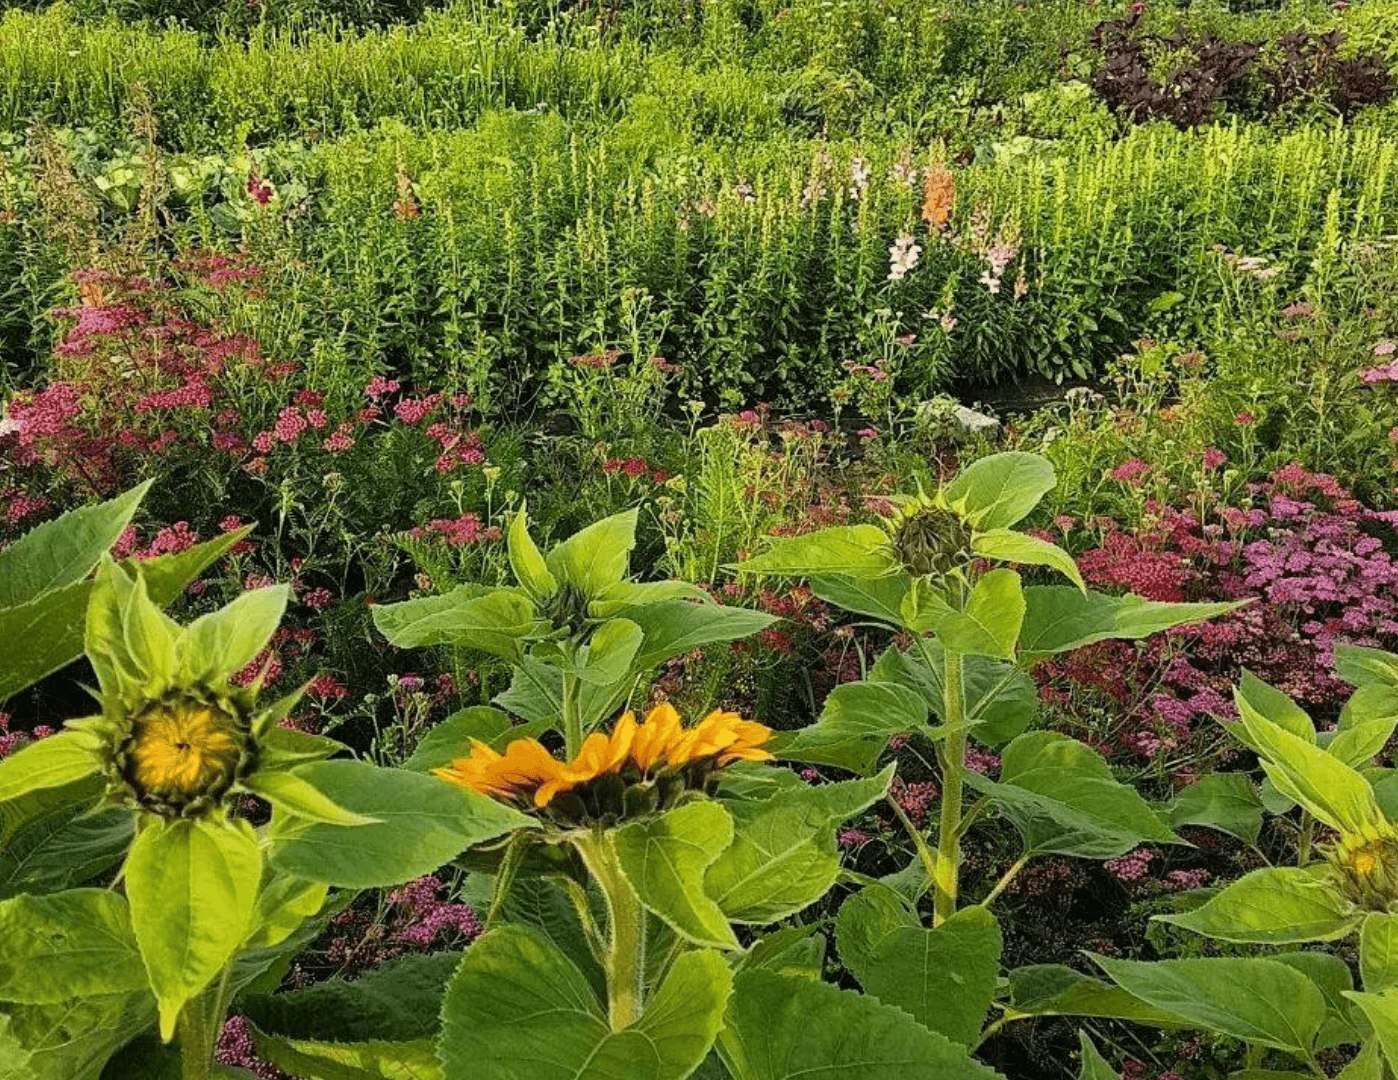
xmin=0 ymin=789 xmax=130 ymax=900
xmin=439 ymin=925 xmax=731 ymax=1080
xmin=1004 ymin=964 xmax=1185 ymax=1026
xmin=706 ymin=769 xmax=892 ymax=923
xmin=1168 ymin=773 xmax=1264 ymax=845
xmin=927 ymin=568 xmax=1024 ymax=660
xmin=1157 ymin=866 xmax=1359 ymax=944
xmin=972 ymin=529 xmax=1085 ymax=591
xmin=1077 ymin=1033 xmax=1119 ymax=1080
xmin=0 ymin=528 xmax=251 ymax=704
xmin=85 ymin=560 xmax=178 ymax=699
xmin=1331 ymin=687 xmax=1398 ymax=769
xmin=508 ymin=509 xmax=557 ymax=603
xmin=776 ymin=680 xmax=928 ymax=774
xmin=1019 ymin=587 xmax=1242 ymax=659
xmin=0 ymin=991 xmax=154 ymax=1080
xmin=1336 ymin=646 xmax=1398 ymax=689
xmin=241 ymin=766 xmax=378 ymax=826
xmin=244 ymin=952 xmax=458 ymax=1080
xmin=627 ymin=601 xmax=776 ymax=671
xmin=545 ymin=510 xmax=638 ymax=598
xmin=871 ymin=641 xmax=1037 ymax=746
xmin=1345 ymin=990 xmax=1398 ymax=1075
xmin=0 ymin=890 xmax=147 ymax=1003
xmin=0 ymin=733 xmax=99 ymax=805
xmin=942 ymin=452 xmax=1055 ymax=530
xmin=1275 ymin=950 xmax=1360 ymax=1051
xmin=717 ymin=968 xmax=1003 ymax=1080
xmin=266 ymin=760 xmax=533 ymax=887
xmin=177 ymin=585 xmax=289 ymax=686
xmin=733 ymin=525 xmax=898 ymax=581
xmin=1092 ymin=955 xmax=1328 ymax=1056
xmin=613 ymin=800 xmax=738 ymax=950
xmin=574 ymin=618 xmax=643 ymax=686
xmin=808 ymin=574 xmax=911 ymax=627
xmin=966 ymin=732 xmax=1182 ymax=858
xmin=1229 ymin=686 xmax=1385 ymax=835
xmin=0 ymin=483 xmax=149 ymax=609
xmin=1362 ymin=914 xmax=1398 ymax=992
xmin=371 ymin=586 xmax=542 ymax=659
xmin=836 ymin=887 xmax=1001 ymax=1045
xmin=1237 ymin=671 xmax=1316 ymax=743
xmin=127 ymin=816 xmax=262 ymax=1039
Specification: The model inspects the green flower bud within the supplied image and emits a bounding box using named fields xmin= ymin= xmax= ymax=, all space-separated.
xmin=888 ymin=502 xmax=973 ymax=579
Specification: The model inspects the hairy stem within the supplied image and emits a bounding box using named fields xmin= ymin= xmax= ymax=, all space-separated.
xmin=178 ymin=969 xmax=232 ymax=1080
xmin=982 ymin=852 xmax=1030 ymax=908
xmin=575 ymin=830 xmax=647 ymax=1029
xmin=1297 ymin=812 xmax=1315 ymax=867
xmin=933 ymin=648 xmax=967 ymax=925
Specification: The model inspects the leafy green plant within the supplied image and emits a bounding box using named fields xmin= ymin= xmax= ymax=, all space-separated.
xmin=736 ymin=452 xmax=1239 ymax=914
xmin=1058 ymin=648 xmax=1398 ymax=1077
xmin=374 ymin=507 xmax=775 ymax=759
xmin=0 ymin=556 xmax=527 ymax=1078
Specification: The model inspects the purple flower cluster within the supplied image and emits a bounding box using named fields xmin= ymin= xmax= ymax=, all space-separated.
xmin=386 ymin=875 xmax=482 ymax=948
xmin=1104 ymin=847 xmax=1155 ymax=883
xmin=216 ymin=1015 xmax=284 ymax=1080
xmin=1044 ymin=464 xmax=1398 ymax=770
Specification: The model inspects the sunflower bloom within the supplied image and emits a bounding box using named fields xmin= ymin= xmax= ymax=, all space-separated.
xmin=435 ymin=737 xmax=566 ymax=802
xmin=666 ymin=710 xmax=773 ymax=768
xmin=435 ymin=704 xmax=772 ymax=815
xmin=631 ymin=702 xmax=683 ymax=772
xmin=536 ymin=717 xmax=637 ymax=807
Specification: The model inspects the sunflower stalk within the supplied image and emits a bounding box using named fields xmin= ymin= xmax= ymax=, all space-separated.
xmin=933 ymin=646 xmax=966 ymax=925
xmin=176 ymin=968 xmax=233 ymax=1080
xmin=573 ymin=829 xmax=647 ymax=1030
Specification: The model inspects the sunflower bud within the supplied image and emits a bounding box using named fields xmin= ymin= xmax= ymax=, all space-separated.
xmin=110 ymin=692 xmax=254 ymax=818
xmin=1328 ymin=831 xmax=1398 ymax=912
xmin=888 ymin=503 xmax=973 ymax=578
xmin=544 ymin=582 xmax=593 ymax=638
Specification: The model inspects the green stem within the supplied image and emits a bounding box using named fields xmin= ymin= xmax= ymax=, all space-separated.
xmin=562 ymin=670 xmax=582 ymax=759
xmin=982 ymin=852 xmax=1030 ymax=908
xmin=177 ymin=969 xmax=232 ymax=1080
xmin=575 ymin=830 xmax=647 ymax=1029
xmin=933 ymin=648 xmax=966 ymax=926
xmin=1297 ymin=812 xmax=1315 ymax=868
xmin=886 ymin=793 xmax=939 ymax=893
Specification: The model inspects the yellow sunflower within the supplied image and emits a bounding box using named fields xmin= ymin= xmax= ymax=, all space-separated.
xmin=435 ymin=704 xmax=773 ymax=811
xmin=663 ymin=709 xmax=774 ymax=768
xmin=535 ymin=716 xmax=636 ymax=807
xmin=435 ymin=737 xmax=566 ymax=802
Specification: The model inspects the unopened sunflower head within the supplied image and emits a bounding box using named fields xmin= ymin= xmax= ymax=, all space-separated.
xmin=1328 ymin=824 xmax=1398 ymax=913
xmin=77 ymin=559 xmax=307 ymax=820
xmin=883 ymin=490 xmax=974 ymax=579
xmin=112 ymin=690 xmax=252 ymax=816
xmin=435 ymin=702 xmax=773 ymax=824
